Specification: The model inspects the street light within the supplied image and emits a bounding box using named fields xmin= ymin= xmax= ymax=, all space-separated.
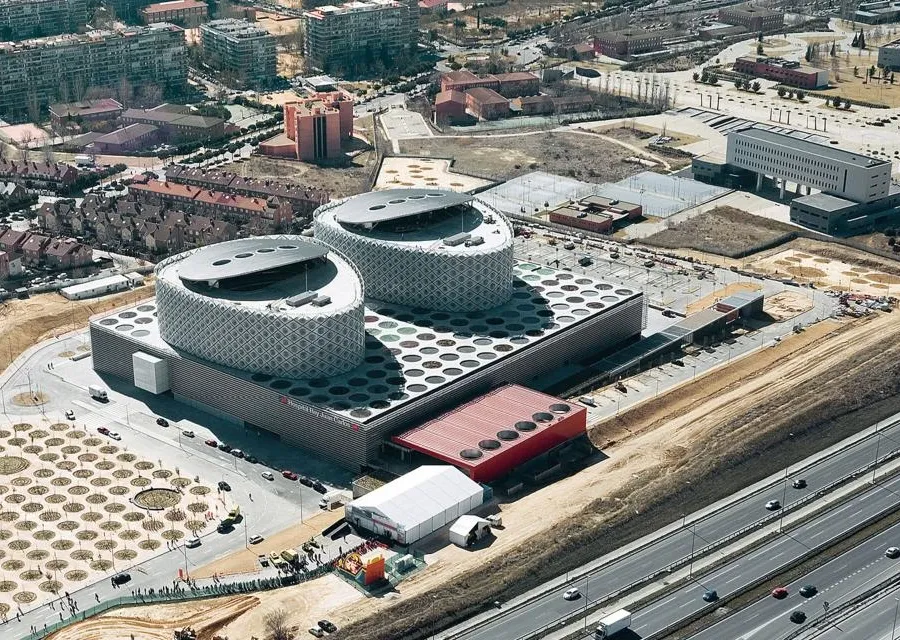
xmin=873 ymin=423 xmax=883 ymax=485
xmin=892 ymin=597 xmax=899 ymax=639
xmin=779 ymin=468 xmax=789 ymax=533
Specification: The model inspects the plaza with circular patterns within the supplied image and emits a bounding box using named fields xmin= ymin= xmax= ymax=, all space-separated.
xmin=90 ymin=188 xmax=647 ymax=470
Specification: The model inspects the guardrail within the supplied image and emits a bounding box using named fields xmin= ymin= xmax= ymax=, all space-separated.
xmin=450 ymin=417 xmax=900 ymax=640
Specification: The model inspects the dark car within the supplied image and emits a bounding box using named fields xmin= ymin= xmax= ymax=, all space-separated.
xmin=702 ymin=590 xmax=718 ymax=602
xmin=299 ymin=475 xmax=313 ymax=487
xmin=156 ymin=417 xmax=169 ymax=427
xmin=218 ymin=443 xmax=232 ymax=452
xmin=318 ymin=620 xmax=337 ymax=633
xmin=792 ymin=478 xmax=807 ymax=489
xmin=790 ymin=610 xmax=807 ymax=624
xmin=799 ymin=585 xmax=817 ymax=598
xmin=97 ymin=427 xmax=110 ymax=435
xmin=217 ymin=481 xmax=231 ymax=492
xmin=111 ymin=572 xmax=131 ymax=586
xmin=313 ymin=481 xmax=327 ymax=494
xmin=245 ymin=455 xmax=258 ymax=464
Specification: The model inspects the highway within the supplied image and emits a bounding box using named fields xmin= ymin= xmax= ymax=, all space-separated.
xmin=793 ymin=584 xmax=900 ymax=640
xmin=450 ymin=416 xmax=900 ymax=640
xmin=628 ymin=473 xmax=900 ymax=639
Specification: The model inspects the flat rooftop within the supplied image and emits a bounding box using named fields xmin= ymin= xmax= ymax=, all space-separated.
xmin=93 ymin=262 xmax=643 ymax=426
xmin=733 ymin=127 xmax=890 ymax=168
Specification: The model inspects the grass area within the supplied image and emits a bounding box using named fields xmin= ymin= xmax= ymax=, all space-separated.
xmin=642 ymin=206 xmax=797 ymax=258
xmin=398 ymin=131 xmax=645 ymax=183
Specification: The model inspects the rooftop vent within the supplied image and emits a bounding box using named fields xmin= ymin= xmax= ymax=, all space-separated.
xmin=444 ymin=232 xmax=471 ymax=247
xmin=311 ymin=294 xmax=331 ymax=307
xmin=285 ymin=291 xmax=316 ymax=307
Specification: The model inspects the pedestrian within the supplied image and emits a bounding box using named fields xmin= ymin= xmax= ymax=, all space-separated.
xmin=95 ymin=593 xmax=99 ymax=602
xmin=59 ymin=612 xmax=63 ymax=621
xmin=49 ymin=600 xmax=54 ymax=610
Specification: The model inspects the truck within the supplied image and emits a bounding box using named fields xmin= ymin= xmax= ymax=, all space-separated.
xmin=280 ymin=548 xmax=299 ymax=564
xmin=88 ymin=385 xmax=108 ymax=402
xmin=594 ymin=609 xmax=631 ymax=639
xmin=73 ymin=154 xmax=94 ymax=167
xmin=318 ymin=491 xmax=344 ymax=511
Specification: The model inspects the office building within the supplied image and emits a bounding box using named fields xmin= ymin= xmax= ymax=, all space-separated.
xmin=594 ymin=29 xmax=663 ymax=59
xmin=718 ymin=3 xmax=783 ymax=31
xmin=0 ymin=0 xmax=87 ymax=41
xmin=0 ymin=23 xmax=187 ymax=123
xmin=259 ymin=92 xmax=354 ymax=161
xmin=733 ymin=56 xmax=829 ymax=89
xmin=199 ymin=18 xmax=276 ymax=89
xmin=141 ymin=0 xmax=207 ymax=26
xmin=303 ymin=0 xmax=416 ymax=73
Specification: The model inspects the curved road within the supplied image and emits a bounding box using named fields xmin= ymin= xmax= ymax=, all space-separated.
xmin=452 ymin=415 xmax=900 ymax=640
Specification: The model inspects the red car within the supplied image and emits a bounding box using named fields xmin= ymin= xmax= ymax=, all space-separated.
xmin=282 ymin=470 xmax=298 ymax=481
xmin=97 ymin=427 xmax=110 ymax=435
xmin=772 ymin=587 xmax=789 ymax=599
xmin=205 ymin=439 xmax=218 ymax=447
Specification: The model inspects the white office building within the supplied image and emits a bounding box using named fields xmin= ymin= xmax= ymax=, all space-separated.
xmin=726 ymin=128 xmax=892 ymax=203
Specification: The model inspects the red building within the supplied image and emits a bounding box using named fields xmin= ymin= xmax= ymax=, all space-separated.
xmin=433 ymin=90 xmax=467 ymax=124
xmin=439 ymin=70 xmax=539 ymax=98
xmin=392 ymin=385 xmax=587 ymax=483
xmin=732 ymin=57 xmax=829 ymax=89
xmin=549 ymin=195 xmax=642 ymax=234
xmin=718 ymin=3 xmax=783 ymax=31
xmin=465 ymin=87 xmax=509 ymax=120
xmin=594 ymin=29 xmax=663 ymax=59
xmin=141 ymin=0 xmax=208 ymax=26
xmin=260 ymin=92 xmax=353 ymax=161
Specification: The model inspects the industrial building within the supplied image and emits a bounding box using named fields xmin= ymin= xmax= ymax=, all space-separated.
xmin=91 ymin=191 xmax=646 ymax=470
xmin=717 ymin=3 xmax=784 ymax=31
xmin=393 ymin=385 xmax=587 ymax=482
xmin=548 ymin=195 xmax=642 ymax=234
xmin=344 ymin=466 xmax=485 ymax=544
xmin=61 ymin=273 xmax=144 ymax=300
xmin=0 ymin=0 xmax=87 ymax=41
xmin=259 ymin=92 xmax=354 ymax=161
xmin=141 ymin=0 xmax=208 ymax=26
xmin=303 ymin=0 xmax=417 ymax=74
xmin=732 ymin=57 xmax=829 ymax=89
xmin=199 ymin=19 xmax=276 ymax=89
xmin=0 ymin=23 xmax=187 ymax=123
xmin=855 ymin=0 xmax=900 ymax=23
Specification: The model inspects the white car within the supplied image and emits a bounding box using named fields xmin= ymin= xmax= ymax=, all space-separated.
xmin=107 ymin=431 xmax=121 ymax=441
xmin=249 ymin=535 xmax=264 ymax=544
xmin=65 ymin=410 xmax=75 ymax=420
xmin=261 ymin=471 xmax=274 ymax=481
xmin=886 ymin=547 xmax=900 ymax=559
xmin=181 ymin=430 xmax=195 ymax=438
xmin=185 ymin=537 xmax=201 ymax=548
xmin=563 ymin=587 xmax=581 ymax=601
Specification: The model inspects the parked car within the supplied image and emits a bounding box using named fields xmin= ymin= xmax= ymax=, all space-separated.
xmin=181 ymin=430 xmax=195 ymax=438
xmin=282 ymin=470 xmax=298 ymax=481
xmin=313 ymin=481 xmax=327 ymax=494
xmin=218 ymin=443 xmax=232 ymax=452
xmin=205 ymin=439 xmax=218 ymax=447
xmin=156 ymin=417 xmax=169 ymax=427
xmin=111 ymin=572 xmax=131 ymax=585
xmin=65 ymin=410 xmax=75 ymax=420
xmin=772 ymin=587 xmax=789 ymax=599
xmin=97 ymin=427 xmax=110 ymax=435
xmin=217 ymin=481 xmax=231 ymax=491
xmin=107 ymin=431 xmax=121 ymax=441
xmin=231 ymin=449 xmax=244 ymax=459
xmin=185 ymin=537 xmax=201 ymax=548
xmin=299 ymin=475 xmax=313 ymax=487
xmin=792 ymin=478 xmax=807 ymax=489
xmin=258 ymin=554 xmax=269 ymax=567
xmin=249 ymin=535 xmax=264 ymax=544
xmin=318 ymin=620 xmax=337 ymax=633
xmin=261 ymin=471 xmax=275 ymax=481
xmin=308 ymin=628 xmax=324 ymax=638
xmin=579 ymin=396 xmax=596 ymax=407
xmin=765 ymin=500 xmax=781 ymax=511
xmin=886 ymin=547 xmax=900 ymax=559
xmin=563 ymin=587 xmax=580 ymax=601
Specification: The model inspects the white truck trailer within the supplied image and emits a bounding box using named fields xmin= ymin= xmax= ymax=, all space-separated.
xmin=88 ymin=385 xmax=108 ymax=402
xmin=594 ymin=609 xmax=631 ymax=639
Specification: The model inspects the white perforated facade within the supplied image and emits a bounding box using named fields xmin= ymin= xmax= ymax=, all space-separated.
xmin=313 ymin=191 xmax=515 ymax=312
xmin=153 ymin=236 xmax=365 ymax=379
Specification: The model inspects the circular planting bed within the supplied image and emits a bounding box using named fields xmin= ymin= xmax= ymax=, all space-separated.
xmin=52 ymin=539 xmax=75 ymax=550
xmin=134 ymin=488 xmax=181 ymax=511
xmin=0 ymin=457 xmax=29 ymax=475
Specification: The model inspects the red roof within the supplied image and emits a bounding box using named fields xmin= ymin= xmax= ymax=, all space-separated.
xmin=393 ymin=385 xmax=586 ymax=482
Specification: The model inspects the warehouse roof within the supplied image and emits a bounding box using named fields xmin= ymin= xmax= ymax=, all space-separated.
xmin=348 ymin=466 xmax=482 ymax=530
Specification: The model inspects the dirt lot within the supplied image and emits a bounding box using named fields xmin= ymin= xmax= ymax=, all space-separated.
xmin=592 ymin=123 xmax=701 ymax=170
xmin=0 ymin=285 xmax=155 ymax=372
xmin=398 ymin=131 xmax=645 ymax=183
xmin=642 ymin=206 xmax=798 ymax=258
xmin=763 ymin=290 xmax=815 ymax=321
xmin=752 ymin=247 xmax=900 ymax=295
xmin=685 ymin=281 xmax=762 ymax=315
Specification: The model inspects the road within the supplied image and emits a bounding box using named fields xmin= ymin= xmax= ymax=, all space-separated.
xmin=449 ymin=413 xmax=900 ymax=640
xmin=793 ymin=584 xmax=900 ymax=640
xmin=673 ymin=490 xmax=900 ymax=640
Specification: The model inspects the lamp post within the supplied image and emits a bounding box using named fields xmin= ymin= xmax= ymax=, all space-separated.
xmin=779 ymin=468 xmax=789 ymax=533
xmin=688 ymin=523 xmax=697 ymax=579
xmin=873 ymin=423 xmax=883 ymax=485
xmin=892 ymin=597 xmax=899 ymax=639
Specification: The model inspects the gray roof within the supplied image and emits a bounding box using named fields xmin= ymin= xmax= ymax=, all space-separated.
xmin=792 ymin=192 xmax=856 ymax=212
xmin=331 ymin=189 xmax=473 ymax=225
xmin=177 ymin=238 xmax=327 ymax=283
xmin=733 ymin=128 xmax=889 ymax=168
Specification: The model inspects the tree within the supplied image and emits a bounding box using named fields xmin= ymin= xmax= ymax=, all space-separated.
xmin=777 ymin=86 xmax=786 ymax=97
xmin=700 ymin=71 xmax=709 ymax=83
xmin=796 ymin=90 xmax=805 ymax=101
xmin=757 ymin=43 xmax=764 ymax=55
xmin=692 ymin=71 xmax=699 ymax=82
xmin=751 ymin=80 xmax=761 ymax=92
xmin=708 ymin=73 xmax=718 ymax=85
xmin=742 ymin=78 xmax=752 ymax=90
xmin=263 ymin=609 xmax=290 ymax=640
xmin=870 ymin=65 xmax=877 ymax=80
xmin=830 ymin=41 xmax=836 ymax=57
xmin=758 ymin=31 xmax=764 ymax=42
xmin=787 ymin=89 xmax=795 ymax=98
xmin=859 ymin=30 xmax=866 ymax=49
xmin=734 ymin=79 xmax=743 ymax=90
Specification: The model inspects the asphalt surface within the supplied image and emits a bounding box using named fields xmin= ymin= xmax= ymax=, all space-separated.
xmin=794 ymin=584 xmax=900 ymax=640
xmin=452 ymin=416 xmax=900 ymax=640
xmin=674 ymin=486 xmax=900 ymax=640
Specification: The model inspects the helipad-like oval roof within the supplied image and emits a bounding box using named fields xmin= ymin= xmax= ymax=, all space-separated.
xmin=331 ymin=189 xmax=473 ymax=225
xmin=177 ymin=238 xmax=328 ymax=283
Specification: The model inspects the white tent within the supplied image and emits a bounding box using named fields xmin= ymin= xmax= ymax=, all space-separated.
xmin=345 ymin=466 xmax=484 ymax=544
xmin=449 ymin=515 xmax=492 ymax=548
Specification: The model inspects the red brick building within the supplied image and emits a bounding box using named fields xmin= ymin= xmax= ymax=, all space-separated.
xmin=594 ymin=29 xmax=663 ymax=58
xmin=733 ymin=57 xmax=829 ymax=89
xmin=48 ymin=99 xmax=124 ymax=131
xmin=433 ymin=90 xmax=467 ymax=124
xmin=718 ymin=3 xmax=784 ymax=31
xmin=439 ymin=70 xmax=539 ymax=98
xmin=465 ymin=87 xmax=509 ymax=120
xmin=260 ymin=92 xmax=353 ymax=161
xmin=141 ymin=0 xmax=208 ymax=26
xmin=549 ymin=195 xmax=642 ymax=234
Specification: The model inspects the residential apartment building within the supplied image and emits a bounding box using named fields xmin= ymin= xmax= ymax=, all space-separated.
xmin=0 ymin=23 xmax=187 ymax=123
xmin=303 ymin=0 xmax=416 ymax=73
xmin=259 ymin=92 xmax=353 ymax=161
xmin=121 ymin=104 xmax=225 ymax=143
xmin=594 ymin=29 xmax=663 ymax=59
xmin=718 ymin=3 xmax=784 ymax=31
xmin=141 ymin=0 xmax=207 ymax=27
xmin=199 ymin=19 xmax=276 ymax=90
xmin=0 ymin=0 xmax=87 ymax=41
xmin=733 ymin=56 xmax=829 ymax=89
